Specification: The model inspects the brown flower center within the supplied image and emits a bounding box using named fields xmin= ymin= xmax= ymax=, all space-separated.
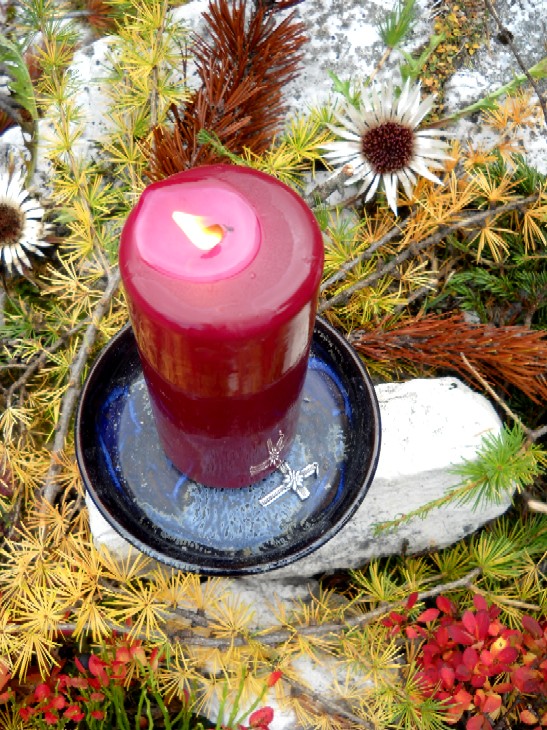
xmin=0 ymin=202 xmax=24 ymax=244
xmin=361 ymin=122 xmax=414 ymax=174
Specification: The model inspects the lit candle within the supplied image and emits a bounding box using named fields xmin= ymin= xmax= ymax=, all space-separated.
xmin=119 ymin=165 xmax=324 ymax=488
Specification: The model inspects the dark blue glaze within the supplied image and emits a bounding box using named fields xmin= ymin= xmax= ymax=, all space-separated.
xmin=75 ymin=318 xmax=381 ymax=575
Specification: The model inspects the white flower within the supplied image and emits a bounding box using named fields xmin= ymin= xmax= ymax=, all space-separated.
xmin=0 ymin=167 xmax=50 ymax=276
xmin=323 ymin=79 xmax=452 ymax=214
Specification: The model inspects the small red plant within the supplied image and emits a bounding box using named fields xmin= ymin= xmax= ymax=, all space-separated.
xmin=383 ymin=593 xmax=547 ymax=729
xmin=16 ymin=638 xmax=174 ymax=727
xmin=240 ymin=705 xmax=274 ymax=729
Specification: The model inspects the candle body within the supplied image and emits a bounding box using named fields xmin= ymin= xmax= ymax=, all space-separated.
xmin=120 ymin=165 xmax=323 ymax=488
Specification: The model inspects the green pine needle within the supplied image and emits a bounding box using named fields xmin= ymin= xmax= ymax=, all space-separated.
xmin=378 ymin=0 xmax=417 ymax=50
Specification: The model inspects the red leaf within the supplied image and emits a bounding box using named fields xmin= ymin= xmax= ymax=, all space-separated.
xmin=512 ymin=666 xmax=540 ymax=693
xmin=35 ymin=684 xmax=51 ymax=702
xmin=453 ymin=687 xmax=473 ymax=710
xmin=496 ymin=646 xmax=519 ymax=666
xmin=406 ymin=592 xmax=418 ymax=610
xmin=436 ymin=626 xmax=449 ymax=647
xmin=522 ymin=615 xmax=543 ymax=639
xmin=471 ymin=674 xmax=486 ymax=688
xmin=520 ymin=709 xmax=539 ymax=725
xmin=249 ymin=706 xmax=274 ymax=728
xmin=440 ymin=666 xmax=455 ymax=690
xmin=463 ymin=647 xmax=479 ymax=670
xmin=436 ymin=595 xmax=456 ymax=615
xmin=481 ymin=693 xmax=502 ymax=715
xmin=455 ymin=664 xmax=472 ymax=682
xmin=462 ymin=611 xmax=477 ymax=636
xmin=49 ymin=696 xmax=66 ymax=710
xmin=491 ymin=681 xmax=512 ymax=694
xmin=417 ymin=608 xmax=440 ymax=624
xmin=406 ymin=625 xmax=427 ymax=639
xmin=64 ymin=705 xmax=85 ymax=722
xmin=473 ymin=595 xmax=488 ymax=612
xmin=466 ymin=713 xmax=486 ymax=730
xmin=475 ymin=611 xmax=490 ymax=641
xmin=267 ymin=670 xmax=282 ymax=687
xmin=449 ymin=625 xmax=475 ymax=645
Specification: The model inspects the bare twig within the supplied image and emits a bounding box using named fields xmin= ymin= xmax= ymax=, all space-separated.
xmin=392 ymin=280 xmax=439 ymax=315
xmin=527 ymin=423 xmax=547 ymax=443
xmin=526 ymin=499 xmax=547 ymax=514
xmin=41 ymin=269 xmax=122 ymax=507
xmin=5 ymin=318 xmax=93 ymax=406
xmin=483 ymin=0 xmax=547 ymax=125
xmin=459 ymin=352 xmax=530 ymax=435
xmin=319 ymin=194 xmax=538 ymax=313
xmin=284 ymin=674 xmax=375 ymax=729
xmin=302 ymin=169 xmax=349 ymax=208
xmin=169 ymin=568 xmax=481 ymax=649
xmin=320 ymin=224 xmax=403 ymax=293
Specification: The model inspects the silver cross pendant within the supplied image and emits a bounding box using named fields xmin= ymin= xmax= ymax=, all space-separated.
xmin=250 ymin=431 xmax=320 ymax=507
xmin=259 ymin=460 xmax=319 ymax=507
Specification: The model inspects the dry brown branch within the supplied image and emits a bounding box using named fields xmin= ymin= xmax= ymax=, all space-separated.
xmin=41 ymin=269 xmax=121 ymax=507
xmin=319 ymin=194 xmax=539 ymax=313
xmin=149 ymin=0 xmax=307 ymax=178
xmin=350 ymin=313 xmax=547 ymax=404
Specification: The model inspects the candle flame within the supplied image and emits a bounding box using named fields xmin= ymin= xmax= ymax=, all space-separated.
xmin=172 ymin=211 xmax=224 ymax=251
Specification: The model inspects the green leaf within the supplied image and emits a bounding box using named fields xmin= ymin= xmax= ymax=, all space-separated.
xmin=0 ymin=33 xmax=38 ymax=121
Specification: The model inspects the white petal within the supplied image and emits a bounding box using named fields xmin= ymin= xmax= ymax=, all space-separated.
xmin=20 ymin=199 xmax=44 ymax=215
xmin=5 ymin=172 xmax=24 ymax=202
xmin=409 ymin=159 xmax=444 ymax=185
xmin=21 ymin=240 xmax=46 ymax=255
xmin=13 ymin=243 xmax=31 ymax=269
xmin=415 ymin=128 xmax=455 ymax=137
xmin=413 ymin=143 xmax=452 ymax=161
xmin=363 ymin=172 xmax=381 ymax=201
xmin=397 ymin=169 xmax=415 ymax=199
xmin=2 ymin=245 xmax=12 ymax=267
xmin=326 ymin=122 xmax=362 ymax=143
xmin=383 ymin=173 xmax=399 ymax=214
xmin=407 ymin=95 xmax=435 ymax=127
xmin=345 ymin=104 xmax=368 ymax=134
xmin=323 ymin=139 xmax=361 ymax=155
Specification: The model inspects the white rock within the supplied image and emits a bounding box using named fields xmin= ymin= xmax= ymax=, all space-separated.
xmin=87 ymin=376 xmax=509 ymax=577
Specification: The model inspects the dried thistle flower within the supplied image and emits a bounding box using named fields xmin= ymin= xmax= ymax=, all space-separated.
xmin=323 ymin=79 xmax=452 ymax=214
xmin=0 ymin=167 xmax=50 ymax=276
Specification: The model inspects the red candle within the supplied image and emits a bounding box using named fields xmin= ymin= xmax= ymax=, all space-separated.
xmin=119 ymin=164 xmax=323 ymax=488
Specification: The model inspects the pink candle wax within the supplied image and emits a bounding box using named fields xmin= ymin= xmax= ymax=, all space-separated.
xmin=119 ymin=164 xmax=324 ymax=488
